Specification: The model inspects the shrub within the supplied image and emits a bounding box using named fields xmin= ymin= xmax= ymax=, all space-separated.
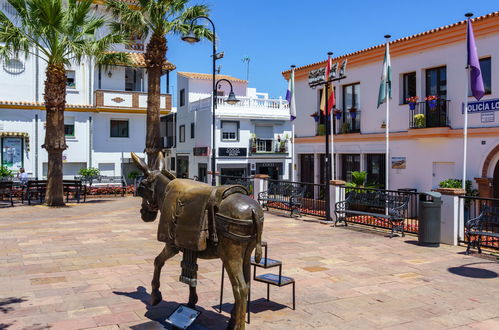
xmin=128 ymin=170 xmax=141 ymax=179
xmin=439 ymin=179 xmax=478 ymax=197
xmin=0 ymin=165 xmax=12 ymax=178
xmin=79 ymin=167 xmax=100 ymax=178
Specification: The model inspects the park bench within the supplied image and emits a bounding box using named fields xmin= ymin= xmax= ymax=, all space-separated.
xmin=465 ymin=204 xmax=499 ymax=254
xmin=90 ymin=176 xmax=127 ymax=196
xmin=224 ymin=177 xmax=253 ymax=193
xmin=23 ymin=180 xmax=47 ymax=205
xmin=334 ymin=190 xmax=409 ymax=237
xmin=0 ymin=181 xmax=14 ymax=206
xmin=63 ymin=180 xmax=86 ymax=203
xmin=258 ymin=182 xmax=305 ymax=217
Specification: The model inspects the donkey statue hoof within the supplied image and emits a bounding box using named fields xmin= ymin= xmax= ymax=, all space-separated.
xmin=151 ymin=290 xmax=163 ymax=306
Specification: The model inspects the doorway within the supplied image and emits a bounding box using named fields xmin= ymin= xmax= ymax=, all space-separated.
xmin=176 ymin=156 xmax=189 ymax=178
xmin=198 ymin=163 xmax=207 ymax=183
xmin=256 ymin=162 xmax=282 ymax=180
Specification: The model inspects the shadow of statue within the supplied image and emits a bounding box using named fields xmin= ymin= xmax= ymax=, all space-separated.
xmin=448 ymin=262 xmax=498 ymax=279
xmin=0 ymin=297 xmax=27 ymax=314
xmin=114 ymin=286 xmax=229 ymax=329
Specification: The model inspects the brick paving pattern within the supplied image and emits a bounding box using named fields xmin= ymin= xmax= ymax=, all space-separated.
xmin=0 ymin=197 xmax=498 ymax=329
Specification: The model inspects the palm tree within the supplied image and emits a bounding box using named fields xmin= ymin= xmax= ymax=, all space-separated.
xmin=106 ymin=0 xmax=213 ymax=168
xmin=0 ymin=0 xmax=129 ymax=206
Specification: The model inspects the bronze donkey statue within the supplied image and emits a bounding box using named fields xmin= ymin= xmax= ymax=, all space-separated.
xmin=131 ymin=152 xmax=264 ymax=330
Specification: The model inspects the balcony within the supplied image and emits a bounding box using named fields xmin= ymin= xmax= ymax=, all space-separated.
xmin=189 ymin=96 xmax=289 ymax=120
xmin=315 ymin=110 xmax=361 ymax=136
xmin=250 ymin=138 xmax=288 ymax=155
xmin=95 ymin=90 xmax=172 ymax=111
xmin=409 ymin=99 xmax=450 ymax=129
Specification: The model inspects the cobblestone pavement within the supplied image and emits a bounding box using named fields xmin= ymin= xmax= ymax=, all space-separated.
xmin=1 ymin=197 xmax=498 ymax=330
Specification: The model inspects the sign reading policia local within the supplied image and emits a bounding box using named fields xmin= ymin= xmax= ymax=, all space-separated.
xmin=463 ymin=98 xmax=499 ymax=113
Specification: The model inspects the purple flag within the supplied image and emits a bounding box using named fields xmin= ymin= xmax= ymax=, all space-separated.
xmin=467 ymin=19 xmax=485 ymax=101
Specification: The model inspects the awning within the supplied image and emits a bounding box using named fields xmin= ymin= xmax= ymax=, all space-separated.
xmin=0 ymin=132 xmax=30 ymax=151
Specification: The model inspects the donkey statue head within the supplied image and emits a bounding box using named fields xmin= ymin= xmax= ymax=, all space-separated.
xmin=131 ymin=152 xmax=176 ymax=223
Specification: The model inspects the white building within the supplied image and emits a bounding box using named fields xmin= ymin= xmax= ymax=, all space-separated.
xmin=0 ymin=0 xmax=174 ymax=180
xmin=170 ymin=72 xmax=293 ymax=182
xmin=284 ymin=12 xmax=499 ymax=198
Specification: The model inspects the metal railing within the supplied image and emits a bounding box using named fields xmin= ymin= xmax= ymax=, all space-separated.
xmin=338 ymin=186 xmax=420 ymax=234
xmin=409 ymin=99 xmax=450 ymax=129
xmin=266 ymin=180 xmax=326 ymax=217
xmin=458 ymin=196 xmax=499 ymax=250
xmin=250 ymin=138 xmax=288 ymax=154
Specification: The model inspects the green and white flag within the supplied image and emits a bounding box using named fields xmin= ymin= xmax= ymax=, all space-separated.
xmin=377 ymin=41 xmax=392 ymax=108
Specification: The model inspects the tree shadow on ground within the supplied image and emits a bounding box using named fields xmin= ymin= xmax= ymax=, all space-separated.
xmin=216 ymin=297 xmax=288 ymax=315
xmin=448 ymin=262 xmax=498 ymax=279
xmin=0 ymin=297 xmax=27 ymax=314
xmin=114 ymin=286 xmax=228 ymax=330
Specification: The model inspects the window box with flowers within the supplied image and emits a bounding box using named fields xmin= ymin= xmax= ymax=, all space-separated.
xmin=406 ymin=96 xmax=419 ymax=110
xmin=310 ymin=112 xmax=320 ymax=122
xmin=333 ymin=109 xmax=342 ymax=120
xmin=425 ymin=95 xmax=439 ymax=109
xmin=348 ymin=107 xmax=357 ymax=119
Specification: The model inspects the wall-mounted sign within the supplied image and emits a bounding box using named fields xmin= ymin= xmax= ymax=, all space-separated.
xmin=462 ymin=98 xmax=499 ymax=113
xmin=219 ymin=148 xmax=247 ymax=157
xmin=1 ymin=137 xmax=23 ymax=170
xmin=193 ymin=147 xmax=209 ymax=156
xmin=481 ymin=112 xmax=495 ymax=123
xmin=391 ymin=157 xmax=406 ymax=169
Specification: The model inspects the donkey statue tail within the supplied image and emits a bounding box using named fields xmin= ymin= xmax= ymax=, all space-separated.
xmin=252 ymin=209 xmax=263 ymax=263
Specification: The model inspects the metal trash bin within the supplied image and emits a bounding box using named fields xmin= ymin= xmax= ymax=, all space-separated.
xmin=398 ymin=188 xmax=417 ymax=218
xmin=418 ymin=192 xmax=442 ymax=247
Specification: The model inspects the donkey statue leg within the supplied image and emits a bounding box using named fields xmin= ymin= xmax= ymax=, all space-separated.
xmin=220 ymin=241 xmax=249 ymax=330
xmin=151 ymin=244 xmax=178 ymax=306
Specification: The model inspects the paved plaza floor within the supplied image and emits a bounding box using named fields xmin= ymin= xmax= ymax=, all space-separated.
xmin=0 ymin=197 xmax=498 ymax=330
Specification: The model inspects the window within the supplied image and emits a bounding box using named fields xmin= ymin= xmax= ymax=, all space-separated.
xmin=342 ymin=83 xmax=361 ymax=133
xmin=64 ymin=117 xmax=75 ymax=137
xmin=340 ymin=154 xmax=360 ymax=183
xmin=425 ymin=66 xmax=446 ymax=99
xmin=66 ymin=70 xmax=76 ymax=89
xmin=221 ymin=121 xmax=238 ymax=141
xmin=190 ymin=122 xmax=195 ymax=139
xmin=179 ymin=125 xmax=185 ymax=142
xmin=402 ymin=72 xmax=416 ymax=103
xmin=170 ymin=157 xmax=176 ymax=171
xmin=366 ymin=154 xmax=386 ymax=188
xmin=180 ymin=89 xmax=186 ymax=107
xmin=110 ymin=120 xmax=129 ymax=138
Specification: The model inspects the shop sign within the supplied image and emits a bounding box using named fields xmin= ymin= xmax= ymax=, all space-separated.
xmin=463 ymin=98 xmax=499 ymax=113
xmin=219 ymin=147 xmax=247 ymax=157
xmin=193 ymin=147 xmax=209 ymax=156
xmin=1 ymin=137 xmax=23 ymax=170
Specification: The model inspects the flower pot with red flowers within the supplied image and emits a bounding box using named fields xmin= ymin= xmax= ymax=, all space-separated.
xmin=425 ymin=95 xmax=438 ymax=109
xmin=406 ymin=96 xmax=419 ymax=110
xmin=310 ymin=112 xmax=320 ymax=122
xmin=349 ymin=107 xmax=357 ymax=119
xmin=333 ymin=109 xmax=342 ymax=120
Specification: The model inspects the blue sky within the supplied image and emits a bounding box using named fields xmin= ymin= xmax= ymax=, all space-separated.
xmin=163 ymin=1 xmax=498 ymax=103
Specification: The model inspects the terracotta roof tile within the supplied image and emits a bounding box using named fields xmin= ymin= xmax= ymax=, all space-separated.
xmin=177 ymin=72 xmax=247 ymax=83
xmin=283 ymin=11 xmax=499 ymax=75
xmin=0 ymin=100 xmax=93 ymax=108
xmin=107 ymin=51 xmax=176 ymax=71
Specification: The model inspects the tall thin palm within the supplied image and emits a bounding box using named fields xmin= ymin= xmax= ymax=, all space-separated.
xmin=0 ymin=0 xmax=129 ymax=206
xmin=106 ymin=0 xmax=213 ymax=168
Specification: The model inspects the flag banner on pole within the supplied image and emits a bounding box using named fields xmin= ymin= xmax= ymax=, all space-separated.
xmin=467 ymin=19 xmax=485 ymax=101
xmin=320 ymin=58 xmax=335 ymax=115
xmin=377 ymin=42 xmax=392 ymax=108
xmin=286 ymin=69 xmax=296 ymax=121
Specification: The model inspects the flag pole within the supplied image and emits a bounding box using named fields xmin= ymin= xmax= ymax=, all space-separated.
xmin=462 ymin=13 xmax=473 ymax=191
xmin=384 ymin=35 xmax=391 ymax=190
xmin=324 ymin=52 xmax=332 ymax=222
xmin=291 ymin=65 xmax=296 ymax=182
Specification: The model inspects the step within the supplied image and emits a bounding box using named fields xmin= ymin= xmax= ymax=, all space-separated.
xmin=254 ymin=273 xmax=294 ymax=287
xmin=251 ymin=257 xmax=282 ymax=269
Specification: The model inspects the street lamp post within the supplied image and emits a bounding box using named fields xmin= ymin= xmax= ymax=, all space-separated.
xmin=182 ymin=18 xmax=238 ymax=186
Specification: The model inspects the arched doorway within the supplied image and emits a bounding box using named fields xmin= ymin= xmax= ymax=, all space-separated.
xmin=494 ymin=161 xmax=499 ymax=199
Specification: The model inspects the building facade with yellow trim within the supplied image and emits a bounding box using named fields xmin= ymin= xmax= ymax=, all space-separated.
xmin=0 ymin=0 xmax=173 ymax=179
xmin=284 ymin=12 xmax=499 ymax=197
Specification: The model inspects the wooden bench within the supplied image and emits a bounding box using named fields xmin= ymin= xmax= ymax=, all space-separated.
xmin=334 ymin=190 xmax=409 ymax=237
xmin=258 ymin=182 xmax=305 ymax=217
xmin=465 ymin=204 xmax=499 ymax=254
xmin=63 ymin=180 xmax=86 ymax=203
xmin=0 ymin=181 xmax=14 ymax=207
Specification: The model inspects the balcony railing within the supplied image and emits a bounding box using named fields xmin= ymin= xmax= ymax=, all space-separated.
xmin=409 ymin=99 xmax=450 ymax=129
xmin=95 ymin=90 xmax=172 ymax=111
xmin=315 ymin=111 xmax=361 ymax=136
xmin=250 ymin=138 xmax=288 ymax=154
xmin=217 ymin=96 xmax=289 ymax=109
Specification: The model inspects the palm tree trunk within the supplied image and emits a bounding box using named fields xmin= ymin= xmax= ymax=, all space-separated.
xmin=145 ymin=33 xmax=167 ymax=169
xmin=42 ymin=63 xmax=67 ymax=206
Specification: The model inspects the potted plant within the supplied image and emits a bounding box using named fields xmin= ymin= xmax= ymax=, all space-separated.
xmin=317 ymin=124 xmax=326 ymax=136
xmin=333 ymin=109 xmax=342 ymax=120
xmin=413 ymin=113 xmax=426 ymax=128
xmin=341 ymin=122 xmax=350 ymax=134
xmin=425 ymin=95 xmax=438 ymax=109
xmin=279 ymin=139 xmax=287 ymax=153
xmin=78 ymin=167 xmax=100 ymax=186
xmin=406 ymin=96 xmax=419 ymax=110
xmin=310 ymin=112 xmax=320 ymax=122
xmin=349 ymin=106 xmax=357 ymax=119
xmin=250 ymin=133 xmax=257 ymax=153
xmin=0 ymin=165 xmax=12 ymax=180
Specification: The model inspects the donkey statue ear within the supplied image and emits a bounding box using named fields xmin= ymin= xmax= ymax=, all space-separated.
xmin=131 ymin=152 xmax=150 ymax=176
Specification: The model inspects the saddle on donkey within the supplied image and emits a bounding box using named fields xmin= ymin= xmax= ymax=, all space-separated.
xmin=158 ymin=178 xmax=249 ymax=251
